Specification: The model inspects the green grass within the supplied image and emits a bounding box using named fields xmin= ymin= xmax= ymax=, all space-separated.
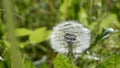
xmin=0 ymin=0 xmax=120 ymax=68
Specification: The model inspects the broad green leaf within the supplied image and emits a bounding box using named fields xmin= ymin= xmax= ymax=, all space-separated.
xmin=25 ymin=60 xmax=36 ymax=68
xmin=54 ymin=54 xmax=78 ymax=68
xmin=16 ymin=28 xmax=33 ymax=37
xmin=29 ymin=27 xmax=51 ymax=44
xmin=97 ymin=53 xmax=120 ymax=68
xmin=46 ymin=30 xmax=52 ymax=40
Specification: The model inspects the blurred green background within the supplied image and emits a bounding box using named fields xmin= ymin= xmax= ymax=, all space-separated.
xmin=0 ymin=0 xmax=120 ymax=68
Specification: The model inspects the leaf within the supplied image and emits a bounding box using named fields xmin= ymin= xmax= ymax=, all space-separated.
xmin=25 ymin=60 xmax=36 ymax=68
xmin=54 ymin=54 xmax=78 ymax=68
xmin=97 ymin=53 xmax=120 ymax=68
xmin=15 ymin=28 xmax=33 ymax=37
xmin=29 ymin=27 xmax=51 ymax=44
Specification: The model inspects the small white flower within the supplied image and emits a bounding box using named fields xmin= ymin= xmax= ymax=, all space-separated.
xmin=50 ymin=21 xmax=91 ymax=57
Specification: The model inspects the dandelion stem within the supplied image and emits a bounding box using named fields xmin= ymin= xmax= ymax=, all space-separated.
xmin=68 ymin=43 xmax=74 ymax=62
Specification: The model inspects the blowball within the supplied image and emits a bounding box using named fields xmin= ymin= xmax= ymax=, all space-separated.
xmin=50 ymin=21 xmax=91 ymax=57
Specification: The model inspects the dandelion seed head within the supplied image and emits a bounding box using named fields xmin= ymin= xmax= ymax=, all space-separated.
xmin=50 ymin=21 xmax=91 ymax=57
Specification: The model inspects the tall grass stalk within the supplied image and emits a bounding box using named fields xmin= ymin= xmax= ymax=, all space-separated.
xmin=2 ymin=0 xmax=24 ymax=68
